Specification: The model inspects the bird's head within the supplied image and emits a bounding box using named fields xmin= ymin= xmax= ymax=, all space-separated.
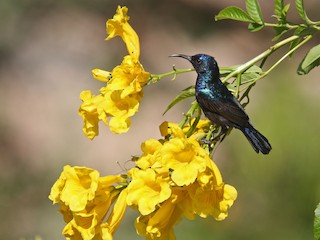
xmin=170 ymin=53 xmax=219 ymax=75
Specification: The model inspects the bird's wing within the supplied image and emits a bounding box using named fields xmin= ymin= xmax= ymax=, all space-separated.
xmin=197 ymin=93 xmax=249 ymax=127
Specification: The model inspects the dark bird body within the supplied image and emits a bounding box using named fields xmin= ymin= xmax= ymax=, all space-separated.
xmin=171 ymin=53 xmax=272 ymax=154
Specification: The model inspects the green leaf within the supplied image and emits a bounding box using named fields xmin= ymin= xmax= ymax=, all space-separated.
xmin=226 ymin=65 xmax=262 ymax=91
xmin=220 ymin=66 xmax=238 ymax=77
xmin=215 ymin=6 xmax=254 ymax=23
xmin=273 ymin=0 xmax=290 ymax=23
xmin=220 ymin=69 xmax=232 ymax=76
xmin=274 ymin=0 xmax=284 ymax=18
xmin=282 ymin=3 xmax=291 ymax=18
xmin=297 ymin=44 xmax=320 ymax=75
xmin=163 ymin=86 xmax=195 ymax=115
xmin=272 ymin=26 xmax=289 ymax=41
xmin=248 ymin=22 xmax=264 ymax=32
xmin=241 ymin=65 xmax=262 ymax=83
xmin=314 ymin=203 xmax=320 ymax=240
xmin=296 ymin=27 xmax=317 ymax=37
xmin=295 ymin=0 xmax=313 ymax=24
xmin=246 ymin=0 xmax=264 ymax=24
xmin=246 ymin=64 xmax=263 ymax=73
xmin=241 ymin=72 xmax=260 ymax=84
xmin=295 ymin=0 xmax=307 ymax=22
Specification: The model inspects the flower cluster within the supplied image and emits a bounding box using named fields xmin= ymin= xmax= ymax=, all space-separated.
xmin=49 ymin=165 xmax=128 ymax=239
xmin=79 ymin=6 xmax=150 ymax=139
xmin=49 ymin=121 xmax=237 ymax=240
xmin=51 ymin=5 xmax=238 ymax=240
xmin=129 ymin=122 xmax=237 ymax=240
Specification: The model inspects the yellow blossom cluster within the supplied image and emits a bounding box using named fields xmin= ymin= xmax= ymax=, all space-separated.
xmin=49 ymin=121 xmax=237 ymax=240
xmin=51 ymin=5 xmax=238 ymax=240
xmin=128 ymin=122 xmax=237 ymax=240
xmin=79 ymin=6 xmax=150 ymax=139
xmin=49 ymin=165 xmax=128 ymax=239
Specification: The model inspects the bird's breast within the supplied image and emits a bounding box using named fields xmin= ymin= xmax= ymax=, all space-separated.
xmin=196 ymin=81 xmax=223 ymax=101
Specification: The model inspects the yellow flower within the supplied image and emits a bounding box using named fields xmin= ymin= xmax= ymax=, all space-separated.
xmin=79 ymin=91 xmax=108 ymax=140
xmin=108 ymin=55 xmax=149 ymax=98
xmin=92 ymin=69 xmax=112 ymax=82
xmin=106 ymin=6 xmax=140 ymax=59
xmin=135 ymin=139 xmax=163 ymax=170
xmin=189 ymin=182 xmax=237 ymax=221
xmin=135 ymin=198 xmax=182 ymax=240
xmin=79 ymin=57 xmax=149 ymax=137
xmin=132 ymin=165 xmax=237 ymax=240
xmin=101 ymin=188 xmax=129 ymax=238
xmin=186 ymin=159 xmax=237 ymax=220
xmin=49 ymin=165 xmax=100 ymax=212
xmin=49 ymin=165 xmax=127 ymax=240
xmin=103 ymin=89 xmax=141 ymax=134
xmin=160 ymin=119 xmax=211 ymax=140
xmin=79 ymin=6 xmax=150 ymax=139
xmin=160 ymin=126 xmax=208 ymax=186
xmin=126 ymin=168 xmax=171 ymax=215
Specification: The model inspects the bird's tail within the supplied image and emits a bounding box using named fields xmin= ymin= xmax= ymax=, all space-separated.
xmin=242 ymin=124 xmax=272 ymax=154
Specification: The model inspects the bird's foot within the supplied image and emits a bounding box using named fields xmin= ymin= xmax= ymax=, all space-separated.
xmin=212 ymin=127 xmax=229 ymax=143
xmin=200 ymin=138 xmax=212 ymax=145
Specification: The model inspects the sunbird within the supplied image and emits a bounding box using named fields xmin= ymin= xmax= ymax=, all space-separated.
xmin=170 ymin=53 xmax=271 ymax=154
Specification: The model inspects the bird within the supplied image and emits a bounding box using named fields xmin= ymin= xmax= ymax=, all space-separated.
xmin=170 ymin=53 xmax=272 ymax=154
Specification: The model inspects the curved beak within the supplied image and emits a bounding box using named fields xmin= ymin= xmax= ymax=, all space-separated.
xmin=169 ymin=54 xmax=192 ymax=61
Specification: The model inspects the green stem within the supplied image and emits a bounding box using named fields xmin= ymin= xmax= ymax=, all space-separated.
xmin=264 ymin=22 xmax=299 ymax=30
xmin=235 ymin=74 xmax=241 ymax=98
xmin=239 ymin=34 xmax=313 ymax=93
xmin=262 ymin=35 xmax=313 ymax=77
xmin=149 ymin=68 xmax=193 ymax=84
xmin=179 ymin=100 xmax=199 ymax=129
xmin=185 ymin=107 xmax=201 ymax=138
xmin=222 ymin=35 xmax=300 ymax=83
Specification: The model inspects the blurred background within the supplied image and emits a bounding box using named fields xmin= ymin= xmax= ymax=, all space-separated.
xmin=1 ymin=0 xmax=320 ymax=239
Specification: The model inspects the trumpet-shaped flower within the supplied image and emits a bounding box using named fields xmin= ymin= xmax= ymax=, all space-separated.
xmin=135 ymin=197 xmax=183 ymax=240
xmin=160 ymin=125 xmax=209 ymax=186
xmin=107 ymin=55 xmax=149 ymax=97
xmin=49 ymin=165 xmax=127 ymax=240
xmin=126 ymin=168 xmax=171 ymax=215
xmin=189 ymin=159 xmax=237 ymax=220
xmin=49 ymin=165 xmax=100 ymax=212
xmin=106 ymin=6 xmax=140 ymax=60
xmin=79 ymin=91 xmax=108 ymax=139
xmin=135 ymin=139 xmax=164 ymax=171
xmin=79 ymin=6 xmax=150 ymax=139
